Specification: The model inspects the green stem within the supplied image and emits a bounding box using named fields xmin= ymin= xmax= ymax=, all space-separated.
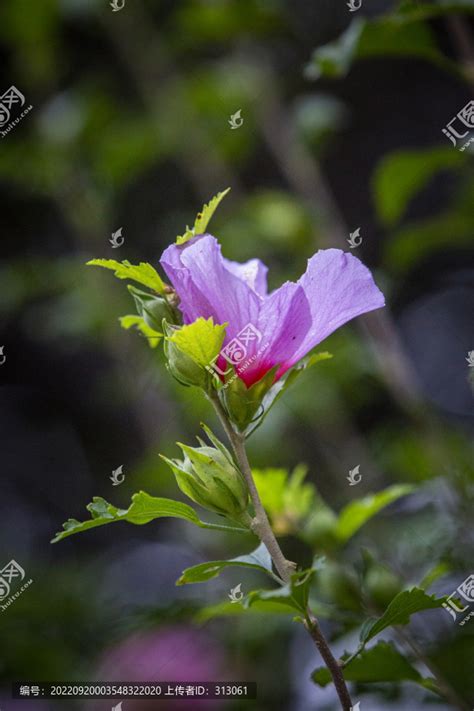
xmin=340 ymin=642 xmax=365 ymax=669
xmin=208 ymin=393 xmax=294 ymax=581
xmin=208 ymin=392 xmax=353 ymax=711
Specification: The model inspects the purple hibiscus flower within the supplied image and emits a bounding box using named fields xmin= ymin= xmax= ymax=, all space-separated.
xmin=161 ymin=234 xmax=384 ymax=387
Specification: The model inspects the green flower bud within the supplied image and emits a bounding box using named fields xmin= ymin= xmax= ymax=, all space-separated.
xmin=128 ymin=286 xmax=178 ymax=331
xmin=223 ymin=365 xmax=278 ymax=431
xmin=160 ymin=437 xmax=249 ymax=523
xmin=162 ymin=322 xmax=209 ymax=388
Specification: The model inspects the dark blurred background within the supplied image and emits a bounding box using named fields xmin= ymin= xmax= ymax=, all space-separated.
xmin=0 ymin=0 xmax=473 ymax=709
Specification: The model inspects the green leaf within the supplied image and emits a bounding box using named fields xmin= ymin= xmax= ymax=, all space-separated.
xmin=336 ymin=484 xmax=415 ymax=542
xmin=398 ymin=0 xmax=474 ymax=21
xmin=312 ymin=641 xmax=436 ymax=690
xmin=177 ymin=542 xmax=276 ymax=585
xmin=87 ymin=259 xmax=165 ymax=293
xmin=119 ymin=315 xmax=162 ymax=348
xmin=252 ymin=465 xmax=316 ymax=535
xmin=245 ymin=586 xmax=303 ymax=614
xmin=246 ymin=561 xmax=321 ymax=614
xmin=167 ymin=317 xmax=227 ymax=367
xmin=52 ymin=491 xmax=244 ymax=543
xmin=176 ymin=188 xmax=231 ymax=245
xmin=373 ymin=147 xmax=465 ymax=227
xmin=197 ymin=596 xmax=334 ymax=622
xmin=383 ymin=198 xmax=474 ymax=273
xmin=305 ymin=16 xmax=458 ymax=82
xmin=357 ymin=17 xmax=447 ymax=69
xmin=245 ymin=352 xmax=332 ymax=437
xmin=360 ymin=587 xmax=446 ymax=644
xmin=289 ymin=568 xmax=317 ymax=611
xmin=196 ymin=599 xmax=298 ymax=622
xmin=305 ymin=19 xmax=365 ymax=80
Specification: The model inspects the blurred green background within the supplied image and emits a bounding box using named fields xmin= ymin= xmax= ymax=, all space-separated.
xmin=0 ymin=0 xmax=473 ymax=709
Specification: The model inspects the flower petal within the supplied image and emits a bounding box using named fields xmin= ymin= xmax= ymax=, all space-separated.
xmin=234 ymin=282 xmax=311 ymax=386
xmin=161 ymin=239 xmax=385 ymax=388
xmin=160 ymin=234 xmax=261 ymax=332
xmin=289 ymin=248 xmax=385 ymax=366
xmin=222 ymin=257 xmax=269 ymax=296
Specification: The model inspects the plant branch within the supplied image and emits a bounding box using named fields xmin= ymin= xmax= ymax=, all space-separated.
xmin=304 ymin=610 xmax=353 ymax=711
xmin=207 ymin=393 xmax=294 ymax=581
xmin=208 ymin=391 xmax=353 ymax=711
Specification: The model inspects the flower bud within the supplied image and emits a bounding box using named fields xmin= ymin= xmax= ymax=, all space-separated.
xmin=160 ymin=439 xmax=249 ymax=522
xmin=128 ymin=286 xmax=178 ymax=331
xmin=162 ymin=322 xmax=209 ymax=388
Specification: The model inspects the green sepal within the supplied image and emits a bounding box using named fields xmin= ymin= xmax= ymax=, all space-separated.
xmin=162 ymin=321 xmax=210 ymax=388
xmin=163 ymin=318 xmax=227 ymax=389
xmin=222 ymin=365 xmax=279 ymax=431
